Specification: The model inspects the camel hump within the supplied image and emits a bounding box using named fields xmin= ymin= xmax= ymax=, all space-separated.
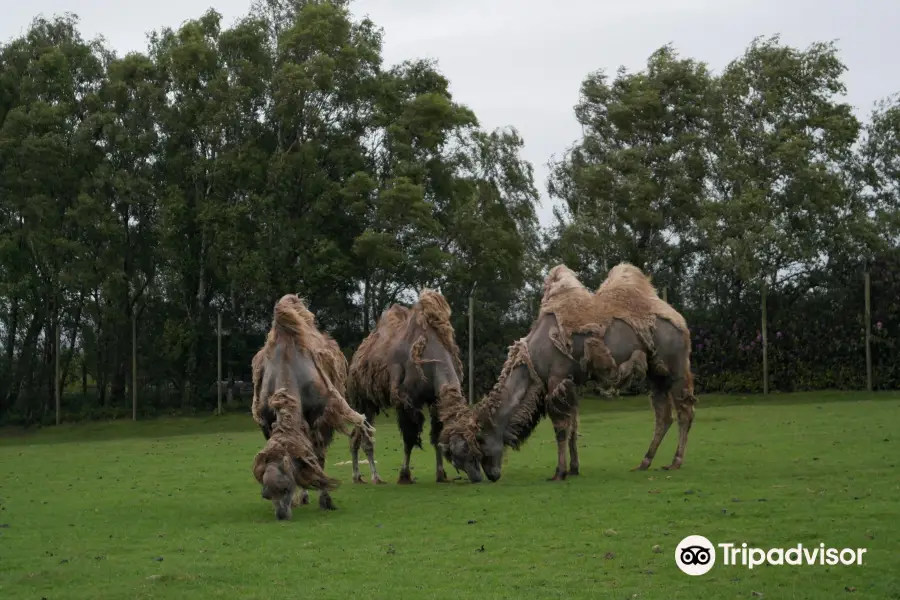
xmin=413 ymin=288 xmax=463 ymax=377
xmin=415 ymin=289 xmax=454 ymax=331
xmin=598 ymin=262 xmax=658 ymax=298
xmin=272 ymin=293 xmax=316 ymax=338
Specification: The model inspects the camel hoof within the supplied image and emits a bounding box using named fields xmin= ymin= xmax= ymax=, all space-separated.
xmin=318 ymin=496 xmax=337 ymax=511
xmin=373 ymin=477 xmax=387 ymax=485
xmin=662 ymin=462 xmax=682 ymax=471
xmin=352 ymin=475 xmax=366 ymax=484
xmin=548 ymin=471 xmax=567 ymax=481
xmin=298 ymin=493 xmax=310 ymax=506
xmin=568 ymin=467 xmax=580 ymax=476
xmin=632 ymin=458 xmax=652 ymax=471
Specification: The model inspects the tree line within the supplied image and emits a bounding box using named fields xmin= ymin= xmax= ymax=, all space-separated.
xmin=1 ymin=0 xmax=898 ymax=425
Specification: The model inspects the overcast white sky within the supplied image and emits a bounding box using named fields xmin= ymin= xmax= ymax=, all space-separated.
xmin=4 ymin=0 xmax=899 ymax=227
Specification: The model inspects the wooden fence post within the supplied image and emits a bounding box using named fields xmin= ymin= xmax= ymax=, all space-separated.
xmin=55 ymin=321 xmax=60 ymax=426
xmin=761 ymin=277 xmax=768 ymax=395
xmin=132 ymin=311 xmax=137 ymax=421
xmin=865 ymin=271 xmax=872 ymax=392
xmin=217 ymin=311 xmax=223 ymax=416
xmin=468 ymin=282 xmax=476 ymax=405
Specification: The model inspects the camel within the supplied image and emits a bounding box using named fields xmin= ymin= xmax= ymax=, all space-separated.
xmin=439 ymin=262 xmax=696 ymax=482
xmin=251 ymin=293 xmax=374 ymax=519
xmin=347 ymin=289 xmax=483 ymax=484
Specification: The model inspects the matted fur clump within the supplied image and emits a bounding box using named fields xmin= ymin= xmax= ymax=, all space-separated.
xmin=250 ymin=293 xmax=374 ymax=503
xmin=472 ymin=338 xmax=546 ymax=448
xmin=348 ymin=288 xmax=464 ymax=408
xmin=252 ymin=293 xmax=349 ymax=399
xmin=348 ymin=288 xmax=481 ymax=472
xmin=539 ymin=263 xmax=689 ymax=363
xmin=251 ymin=389 xmax=339 ymax=491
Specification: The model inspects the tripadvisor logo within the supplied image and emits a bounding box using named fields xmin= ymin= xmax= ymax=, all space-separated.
xmin=675 ymin=535 xmax=716 ymax=575
xmin=675 ymin=535 xmax=868 ymax=576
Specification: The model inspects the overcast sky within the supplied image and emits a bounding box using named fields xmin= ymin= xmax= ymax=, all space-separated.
xmin=4 ymin=0 xmax=899 ymax=227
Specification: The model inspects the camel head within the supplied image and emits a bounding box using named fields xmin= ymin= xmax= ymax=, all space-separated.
xmin=475 ymin=426 xmax=504 ymax=482
xmin=260 ymin=458 xmax=299 ymax=521
xmin=438 ymin=433 xmax=484 ymax=483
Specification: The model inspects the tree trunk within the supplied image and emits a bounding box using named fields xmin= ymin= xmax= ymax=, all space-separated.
xmin=0 ymin=295 xmax=20 ymax=411
xmin=60 ymin=292 xmax=85 ymax=389
xmin=8 ymin=310 xmax=45 ymax=417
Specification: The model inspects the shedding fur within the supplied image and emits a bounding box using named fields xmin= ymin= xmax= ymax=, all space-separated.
xmin=458 ymin=261 xmax=697 ymax=481
xmin=473 ymin=338 xmax=547 ymax=449
xmin=251 ymin=294 xmax=374 ymax=511
xmin=251 ymin=389 xmax=339 ymax=491
xmin=539 ymin=263 xmax=690 ymax=364
xmin=348 ymin=288 xmax=480 ymax=483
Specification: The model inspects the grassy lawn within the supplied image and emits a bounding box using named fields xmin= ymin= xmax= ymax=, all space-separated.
xmin=1 ymin=391 xmax=898 ymax=599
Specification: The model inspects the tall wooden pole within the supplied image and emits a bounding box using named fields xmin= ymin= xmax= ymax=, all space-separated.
xmin=865 ymin=272 xmax=872 ymax=392
xmin=468 ymin=282 xmax=476 ymax=405
xmin=217 ymin=311 xmax=223 ymax=415
xmin=55 ymin=321 xmax=60 ymax=426
xmin=132 ymin=311 xmax=137 ymax=421
xmin=761 ymin=277 xmax=768 ymax=395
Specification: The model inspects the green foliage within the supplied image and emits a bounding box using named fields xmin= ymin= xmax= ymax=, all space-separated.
xmin=2 ymin=7 xmax=900 ymax=422
xmin=0 ymin=6 xmax=541 ymax=423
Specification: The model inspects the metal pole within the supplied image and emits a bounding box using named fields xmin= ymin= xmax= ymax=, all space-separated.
xmin=468 ymin=282 xmax=476 ymax=405
xmin=132 ymin=311 xmax=137 ymax=421
xmin=865 ymin=272 xmax=872 ymax=392
xmin=55 ymin=321 xmax=60 ymax=426
xmin=217 ymin=311 xmax=223 ymax=415
xmin=761 ymin=277 xmax=768 ymax=395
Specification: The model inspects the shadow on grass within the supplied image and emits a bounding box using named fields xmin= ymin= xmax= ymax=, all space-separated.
xmin=2 ymin=390 xmax=898 ymax=448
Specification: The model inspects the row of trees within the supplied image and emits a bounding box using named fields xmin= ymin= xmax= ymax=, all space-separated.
xmin=2 ymin=0 xmax=899 ymax=425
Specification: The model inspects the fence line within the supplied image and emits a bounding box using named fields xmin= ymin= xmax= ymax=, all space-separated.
xmin=47 ymin=270 xmax=890 ymax=425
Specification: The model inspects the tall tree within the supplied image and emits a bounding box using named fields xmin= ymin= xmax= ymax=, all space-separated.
xmin=699 ymin=35 xmax=868 ymax=296
xmin=546 ymin=45 xmax=712 ymax=289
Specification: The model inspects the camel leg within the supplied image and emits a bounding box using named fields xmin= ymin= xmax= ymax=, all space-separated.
xmin=316 ymin=452 xmax=336 ymax=511
xmin=291 ymin=487 xmax=309 ymax=507
xmin=663 ymin=386 xmax=696 ymax=470
xmin=352 ymin=409 xmax=384 ymax=484
xmin=429 ymin=406 xmax=450 ymax=483
xmin=550 ymin=422 xmax=570 ymax=481
xmin=632 ymin=385 xmax=675 ymax=471
xmin=547 ymin=377 xmax=577 ymax=481
xmin=568 ymin=409 xmax=580 ymax=476
xmin=396 ymin=407 xmax=424 ymax=484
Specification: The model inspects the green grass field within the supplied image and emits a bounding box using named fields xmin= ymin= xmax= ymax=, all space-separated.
xmin=1 ymin=391 xmax=898 ymax=599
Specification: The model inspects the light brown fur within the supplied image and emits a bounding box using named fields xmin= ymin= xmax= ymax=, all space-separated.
xmin=454 ymin=262 xmax=697 ymax=481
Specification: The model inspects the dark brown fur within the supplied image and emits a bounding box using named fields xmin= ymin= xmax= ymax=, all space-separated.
xmin=348 ymin=289 xmax=483 ymax=484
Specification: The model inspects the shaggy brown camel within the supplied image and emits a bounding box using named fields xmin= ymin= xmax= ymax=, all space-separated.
xmin=347 ymin=289 xmax=482 ymax=484
xmin=251 ymin=294 xmax=374 ymax=519
xmin=439 ymin=263 xmax=696 ymax=482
